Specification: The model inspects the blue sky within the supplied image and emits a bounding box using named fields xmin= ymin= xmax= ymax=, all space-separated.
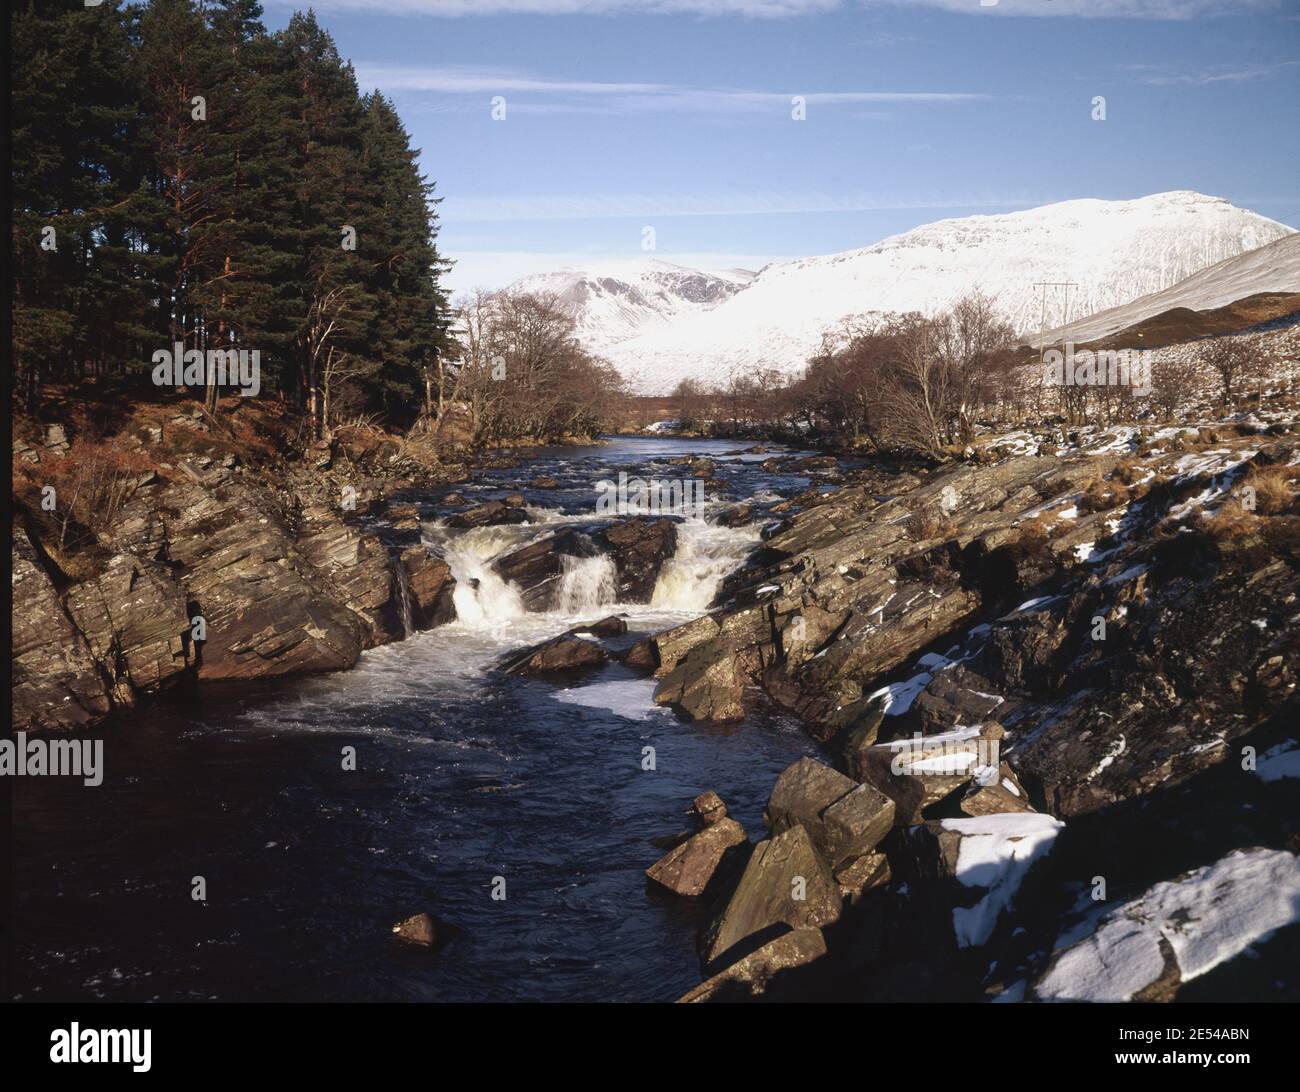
xmin=262 ymin=0 xmax=1300 ymax=296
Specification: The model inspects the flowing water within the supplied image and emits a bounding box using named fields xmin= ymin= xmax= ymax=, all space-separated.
xmin=12 ymin=437 xmax=826 ymax=1002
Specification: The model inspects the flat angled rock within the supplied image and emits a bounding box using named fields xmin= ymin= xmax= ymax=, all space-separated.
xmin=678 ymin=928 xmax=828 ymax=1003
xmin=702 ymin=824 xmax=841 ymax=973
xmin=764 ymin=756 xmax=857 ymax=861
xmin=822 ymin=782 xmax=895 ymax=867
xmin=646 ymin=817 xmax=748 ymax=897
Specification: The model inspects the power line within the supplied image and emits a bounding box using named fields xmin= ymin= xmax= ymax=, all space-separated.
xmin=1033 ymin=280 xmax=1078 ymax=367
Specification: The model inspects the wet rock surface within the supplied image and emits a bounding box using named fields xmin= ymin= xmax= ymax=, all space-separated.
xmin=643 ymin=428 xmax=1300 ymax=1002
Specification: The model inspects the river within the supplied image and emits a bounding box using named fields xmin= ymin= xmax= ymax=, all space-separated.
xmin=12 ymin=436 xmax=826 ymax=1002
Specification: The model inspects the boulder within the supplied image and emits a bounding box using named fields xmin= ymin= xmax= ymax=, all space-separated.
xmin=491 ymin=529 xmax=599 ymax=612
xmin=764 ymin=757 xmax=894 ymax=866
xmin=398 ymin=547 xmax=457 ymax=629
xmin=530 ymin=476 xmax=559 ymax=489
xmin=645 ymin=817 xmax=748 ymax=897
xmin=834 ymin=851 xmax=891 ymax=902
xmin=503 ymin=492 xmax=526 ymax=507
xmin=596 ymin=517 xmax=678 ymax=603
xmin=700 ymin=824 xmax=842 ymax=973
xmin=571 ymin=615 xmax=626 ymax=638
xmin=392 ymin=912 xmax=446 ymax=949
xmin=844 ymin=743 xmax=927 ymax=826
xmin=620 ymin=637 xmax=659 ymax=672
xmin=821 ymin=783 xmax=896 ymax=869
xmin=678 ymin=928 xmax=828 ymax=1003
xmin=386 ymin=503 xmax=422 ymax=532
xmin=765 ymin=757 xmax=856 ymax=848
xmin=711 ymin=503 xmax=753 ymax=528
xmin=501 ymin=634 xmax=608 ymax=675
xmin=959 ymin=762 xmax=1034 ymax=817
xmin=446 ymin=500 xmax=529 ymax=529
xmin=653 ymin=640 xmax=748 ymax=721
xmin=691 ymin=790 xmax=728 ymax=828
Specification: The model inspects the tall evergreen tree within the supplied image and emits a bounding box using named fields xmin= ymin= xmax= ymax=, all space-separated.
xmin=11 ymin=0 xmax=452 ymax=432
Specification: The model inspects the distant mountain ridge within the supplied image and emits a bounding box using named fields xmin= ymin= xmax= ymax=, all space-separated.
xmin=505 ymin=192 xmax=1295 ymax=394
xmin=508 ymin=260 xmax=755 ymax=355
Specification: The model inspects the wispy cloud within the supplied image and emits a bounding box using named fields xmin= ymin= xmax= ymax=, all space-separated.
xmin=1123 ymin=59 xmax=1300 ymax=86
xmin=270 ymin=0 xmax=1282 ymax=19
xmin=354 ymin=63 xmax=989 ymax=113
xmin=439 ymin=189 xmax=1044 ymax=223
xmin=888 ymin=0 xmax=1281 ymax=17
xmin=272 ymin=1 xmax=839 ymax=16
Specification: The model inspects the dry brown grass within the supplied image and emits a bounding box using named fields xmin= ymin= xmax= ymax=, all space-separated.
xmin=1113 ymin=460 xmax=1143 ymax=486
xmin=1197 ymin=505 xmax=1262 ymax=542
xmin=1015 ymin=517 xmax=1053 ymax=557
xmin=905 ymin=505 xmax=956 ymax=542
xmin=1239 ymin=464 xmax=1298 ymax=516
xmin=14 ymin=440 xmax=154 ymax=555
xmin=1080 ymin=478 xmax=1132 ymax=513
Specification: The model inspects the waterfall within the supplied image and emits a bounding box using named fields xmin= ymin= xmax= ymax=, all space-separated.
xmin=651 ymin=518 xmax=758 ymax=612
xmin=555 ymin=553 xmax=617 ymax=616
xmin=393 ymin=558 xmax=416 ymax=637
xmin=438 ymin=526 xmax=528 ymax=629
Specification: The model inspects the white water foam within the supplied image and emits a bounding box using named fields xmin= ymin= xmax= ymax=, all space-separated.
xmin=556 ymin=553 xmax=618 ymax=615
xmin=650 ymin=517 xmax=758 ymax=612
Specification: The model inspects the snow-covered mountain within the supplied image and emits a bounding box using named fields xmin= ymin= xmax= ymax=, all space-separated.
xmin=1037 ymin=232 xmax=1300 ymax=345
xmin=522 ymin=192 xmax=1292 ymax=394
xmin=507 ymin=260 xmax=755 ymax=354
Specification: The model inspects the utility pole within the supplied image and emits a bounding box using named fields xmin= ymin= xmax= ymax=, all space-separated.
xmin=1033 ymin=281 xmax=1079 ymax=367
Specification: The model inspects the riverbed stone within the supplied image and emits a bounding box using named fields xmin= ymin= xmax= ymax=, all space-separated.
xmin=700 ymin=824 xmax=841 ymax=973
xmin=691 ymin=790 xmax=728 ymax=828
xmin=447 ymin=500 xmax=529 ymax=529
xmin=501 ymin=633 xmax=608 ymax=675
xmin=646 ymin=817 xmax=748 ymax=897
xmin=392 ymin=912 xmax=444 ymax=949
xmin=764 ymin=757 xmax=857 ymax=859
xmin=678 ymin=928 xmax=828 ymax=1003
xmin=596 ymin=517 xmax=678 ymax=603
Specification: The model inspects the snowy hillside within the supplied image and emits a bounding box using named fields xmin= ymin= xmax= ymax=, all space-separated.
xmin=508 ymin=260 xmax=755 ymax=354
xmin=1036 ymin=232 xmax=1300 ymax=345
xmin=553 ymin=192 xmax=1292 ymax=394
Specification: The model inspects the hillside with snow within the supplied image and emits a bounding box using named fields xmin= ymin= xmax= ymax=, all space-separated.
xmin=1036 ymin=232 xmax=1300 ymax=346
xmin=525 ymin=192 xmax=1292 ymax=394
xmin=508 ymin=260 xmax=755 ymax=354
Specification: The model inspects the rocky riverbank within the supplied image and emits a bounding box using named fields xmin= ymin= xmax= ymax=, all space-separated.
xmin=12 ymin=400 xmax=692 ymax=733
xmin=523 ymin=418 xmax=1300 ymax=1001
xmin=13 ymin=401 xmax=1300 ymax=1002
